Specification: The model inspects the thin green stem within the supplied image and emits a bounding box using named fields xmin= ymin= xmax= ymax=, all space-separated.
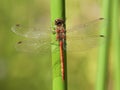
xmin=96 ymin=0 xmax=112 ymax=90
xmin=111 ymin=0 xmax=120 ymax=90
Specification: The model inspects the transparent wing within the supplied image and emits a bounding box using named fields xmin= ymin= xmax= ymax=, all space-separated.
xmin=11 ymin=24 xmax=51 ymax=39
xmin=67 ymin=18 xmax=105 ymax=52
xmin=11 ymin=24 xmax=51 ymax=53
xmin=15 ymin=38 xmax=51 ymax=54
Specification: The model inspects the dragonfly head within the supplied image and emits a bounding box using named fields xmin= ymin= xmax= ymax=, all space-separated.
xmin=55 ymin=19 xmax=64 ymax=27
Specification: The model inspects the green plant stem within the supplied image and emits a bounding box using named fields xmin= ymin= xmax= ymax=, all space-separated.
xmin=111 ymin=0 xmax=120 ymax=90
xmin=96 ymin=0 xmax=112 ymax=90
xmin=51 ymin=0 xmax=67 ymax=90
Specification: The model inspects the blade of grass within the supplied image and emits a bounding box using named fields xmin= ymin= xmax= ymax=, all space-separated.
xmin=51 ymin=0 xmax=67 ymax=90
xmin=96 ymin=0 xmax=112 ymax=90
xmin=111 ymin=0 xmax=120 ymax=90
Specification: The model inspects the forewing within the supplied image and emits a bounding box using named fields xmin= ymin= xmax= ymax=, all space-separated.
xmin=11 ymin=24 xmax=50 ymax=39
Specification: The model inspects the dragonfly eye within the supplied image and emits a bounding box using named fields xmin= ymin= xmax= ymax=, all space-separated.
xmin=55 ymin=19 xmax=64 ymax=26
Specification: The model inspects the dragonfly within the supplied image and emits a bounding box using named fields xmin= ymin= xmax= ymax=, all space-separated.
xmin=11 ymin=18 xmax=105 ymax=53
xmin=54 ymin=18 xmax=66 ymax=80
xmin=11 ymin=18 xmax=105 ymax=80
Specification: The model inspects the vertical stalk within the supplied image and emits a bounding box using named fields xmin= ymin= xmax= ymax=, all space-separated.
xmin=96 ymin=0 xmax=112 ymax=90
xmin=111 ymin=0 xmax=120 ymax=90
xmin=51 ymin=0 xmax=67 ymax=90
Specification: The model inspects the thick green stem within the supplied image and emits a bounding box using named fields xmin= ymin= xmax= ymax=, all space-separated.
xmin=51 ymin=0 xmax=67 ymax=90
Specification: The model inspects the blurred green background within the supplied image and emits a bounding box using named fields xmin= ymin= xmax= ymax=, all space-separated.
xmin=0 ymin=0 xmax=112 ymax=90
